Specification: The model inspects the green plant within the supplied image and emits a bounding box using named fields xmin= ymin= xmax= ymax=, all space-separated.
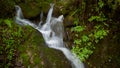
xmin=71 ymin=17 xmax=109 ymax=61
xmin=72 ymin=27 xmax=108 ymax=61
xmin=71 ymin=26 xmax=86 ymax=32
xmin=72 ymin=34 xmax=94 ymax=61
xmin=88 ymin=15 xmax=106 ymax=22
xmin=0 ymin=18 xmax=30 ymax=67
xmin=98 ymin=0 xmax=104 ymax=8
xmin=93 ymin=25 xmax=109 ymax=43
xmin=1 ymin=19 xmax=19 ymax=67
xmin=72 ymin=46 xmax=93 ymax=61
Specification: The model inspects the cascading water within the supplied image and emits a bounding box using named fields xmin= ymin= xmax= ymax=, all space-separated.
xmin=15 ymin=4 xmax=84 ymax=68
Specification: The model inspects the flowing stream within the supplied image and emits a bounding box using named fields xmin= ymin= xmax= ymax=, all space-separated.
xmin=15 ymin=4 xmax=84 ymax=68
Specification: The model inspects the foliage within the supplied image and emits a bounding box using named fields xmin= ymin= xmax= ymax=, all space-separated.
xmin=0 ymin=19 xmax=23 ymax=67
xmin=0 ymin=18 xmax=43 ymax=68
xmin=93 ymin=25 xmax=109 ymax=43
xmin=71 ymin=0 xmax=109 ymax=61
xmin=98 ymin=0 xmax=104 ymax=8
xmin=71 ymin=26 xmax=86 ymax=32
xmin=72 ymin=45 xmax=93 ymax=61
xmin=88 ymin=15 xmax=106 ymax=22
xmin=72 ymin=24 xmax=109 ymax=61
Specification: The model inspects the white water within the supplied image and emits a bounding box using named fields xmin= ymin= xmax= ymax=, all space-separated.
xmin=15 ymin=4 xmax=84 ymax=68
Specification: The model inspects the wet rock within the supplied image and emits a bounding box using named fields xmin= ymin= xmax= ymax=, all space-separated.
xmin=64 ymin=16 xmax=74 ymax=27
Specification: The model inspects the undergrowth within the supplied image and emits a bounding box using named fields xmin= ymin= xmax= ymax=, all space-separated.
xmin=0 ymin=18 xmax=43 ymax=68
xmin=71 ymin=0 xmax=109 ymax=62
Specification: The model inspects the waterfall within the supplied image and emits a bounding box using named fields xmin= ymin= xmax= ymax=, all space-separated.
xmin=15 ymin=4 xmax=84 ymax=68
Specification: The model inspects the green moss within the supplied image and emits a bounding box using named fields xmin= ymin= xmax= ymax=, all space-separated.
xmin=20 ymin=53 xmax=29 ymax=65
xmin=0 ymin=19 xmax=28 ymax=67
xmin=19 ymin=3 xmax=40 ymax=18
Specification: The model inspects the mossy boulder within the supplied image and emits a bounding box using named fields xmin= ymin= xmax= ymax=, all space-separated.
xmin=0 ymin=0 xmax=72 ymax=18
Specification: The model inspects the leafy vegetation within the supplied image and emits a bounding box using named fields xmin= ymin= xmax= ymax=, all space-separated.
xmin=71 ymin=22 xmax=109 ymax=61
xmin=71 ymin=0 xmax=109 ymax=62
xmin=0 ymin=19 xmax=44 ymax=68
xmin=0 ymin=19 xmax=23 ymax=67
